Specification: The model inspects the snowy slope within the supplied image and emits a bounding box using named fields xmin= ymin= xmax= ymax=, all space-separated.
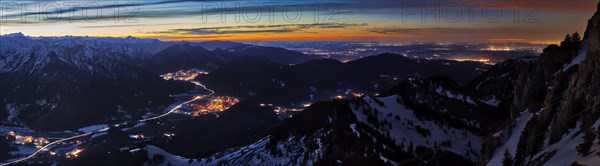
xmin=352 ymin=95 xmax=482 ymax=161
xmin=140 ymin=94 xmax=484 ymax=165
xmin=144 ymin=145 xmax=191 ymax=165
xmin=524 ymin=120 xmax=600 ymax=165
xmin=145 ymin=131 xmax=329 ymax=166
xmin=563 ymin=40 xmax=589 ymax=71
xmin=195 ymin=132 xmax=328 ymax=166
xmin=487 ymin=111 xmax=534 ymax=165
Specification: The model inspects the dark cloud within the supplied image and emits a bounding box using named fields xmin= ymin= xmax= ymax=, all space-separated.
xmin=0 ymin=1 xmax=368 ymax=25
xmin=156 ymin=22 xmax=368 ymax=35
xmin=80 ymin=23 xmax=184 ymax=28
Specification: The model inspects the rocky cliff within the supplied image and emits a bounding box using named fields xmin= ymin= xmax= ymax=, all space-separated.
xmin=490 ymin=3 xmax=600 ymax=165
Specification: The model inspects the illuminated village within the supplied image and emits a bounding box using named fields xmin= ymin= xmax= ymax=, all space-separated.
xmin=5 ymin=131 xmax=88 ymax=159
xmin=450 ymin=58 xmax=495 ymax=65
xmin=160 ymin=70 xmax=208 ymax=81
xmin=6 ymin=131 xmax=50 ymax=148
xmin=66 ymin=148 xmax=84 ymax=159
xmin=187 ymin=96 xmax=239 ymax=116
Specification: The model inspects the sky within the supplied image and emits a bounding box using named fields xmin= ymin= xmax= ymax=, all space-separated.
xmin=0 ymin=0 xmax=598 ymax=43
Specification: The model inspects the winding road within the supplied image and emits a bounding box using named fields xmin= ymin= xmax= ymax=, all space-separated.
xmin=0 ymin=79 xmax=214 ymax=166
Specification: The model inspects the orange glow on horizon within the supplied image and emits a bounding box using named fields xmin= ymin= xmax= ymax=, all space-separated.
xmin=134 ymin=32 xmax=558 ymax=44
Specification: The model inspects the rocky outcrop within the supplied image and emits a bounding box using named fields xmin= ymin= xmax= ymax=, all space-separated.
xmin=512 ymin=40 xmax=580 ymax=115
xmin=551 ymin=1 xmax=600 ymax=148
xmin=500 ymin=3 xmax=600 ymax=165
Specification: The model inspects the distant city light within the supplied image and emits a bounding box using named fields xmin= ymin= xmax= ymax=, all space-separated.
xmin=484 ymin=46 xmax=512 ymax=52
xmin=452 ymin=58 xmax=495 ymax=65
xmin=302 ymin=103 xmax=312 ymax=107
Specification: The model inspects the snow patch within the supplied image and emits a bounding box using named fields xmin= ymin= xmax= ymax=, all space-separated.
xmin=78 ymin=124 xmax=109 ymax=133
xmin=563 ymin=40 xmax=588 ymax=71
xmin=487 ymin=111 xmax=533 ymax=166
xmin=91 ymin=132 xmax=108 ymax=139
xmin=350 ymin=123 xmax=360 ymax=138
xmin=145 ymin=145 xmax=190 ymax=165
xmin=480 ymin=97 xmax=500 ymax=107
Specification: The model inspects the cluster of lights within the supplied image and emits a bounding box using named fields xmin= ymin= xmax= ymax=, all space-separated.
xmin=129 ymin=134 xmax=145 ymax=139
xmin=7 ymin=131 xmax=82 ymax=159
xmin=259 ymin=103 xmax=273 ymax=107
xmin=483 ymin=47 xmax=512 ymax=51
xmin=452 ymin=58 xmax=495 ymax=65
xmin=7 ymin=131 xmax=50 ymax=148
xmin=190 ymin=96 xmax=239 ymax=116
xmin=351 ymin=92 xmax=365 ymax=97
xmin=160 ymin=70 xmax=208 ymax=81
xmin=302 ymin=103 xmax=312 ymax=107
xmin=330 ymin=93 xmax=365 ymax=100
xmin=258 ymin=103 xmax=306 ymax=114
xmin=273 ymin=107 xmax=303 ymax=114
xmin=66 ymin=148 xmax=85 ymax=158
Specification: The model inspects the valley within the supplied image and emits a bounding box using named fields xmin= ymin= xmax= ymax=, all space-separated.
xmin=1 ymin=70 xmax=213 ymax=165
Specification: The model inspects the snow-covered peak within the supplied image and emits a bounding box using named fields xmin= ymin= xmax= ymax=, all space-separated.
xmin=2 ymin=32 xmax=25 ymax=37
xmin=0 ymin=33 xmax=161 ymax=74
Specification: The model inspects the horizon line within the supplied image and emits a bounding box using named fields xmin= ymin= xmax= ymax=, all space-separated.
xmin=1 ymin=32 xmax=560 ymax=45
